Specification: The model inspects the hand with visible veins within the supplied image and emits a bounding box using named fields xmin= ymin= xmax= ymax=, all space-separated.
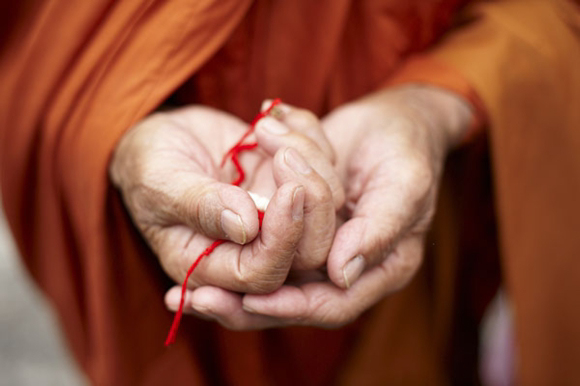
xmin=109 ymin=102 xmax=342 ymax=302
xmin=170 ymin=86 xmax=473 ymax=330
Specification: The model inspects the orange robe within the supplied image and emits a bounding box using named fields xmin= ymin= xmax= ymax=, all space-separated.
xmin=1 ymin=0 xmax=579 ymax=384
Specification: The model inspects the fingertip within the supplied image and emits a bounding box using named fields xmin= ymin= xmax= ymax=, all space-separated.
xmin=284 ymin=147 xmax=313 ymax=175
xmin=189 ymin=286 xmax=232 ymax=313
xmin=256 ymin=116 xmax=289 ymax=135
xmin=261 ymin=99 xmax=291 ymax=116
xmin=271 ymin=146 xmax=313 ymax=186
xmin=342 ymin=254 xmax=366 ymax=289
xmin=282 ymin=108 xmax=319 ymax=132
xmin=266 ymin=181 xmax=302 ymax=209
xmin=165 ymin=286 xmax=186 ymax=312
xmin=260 ymin=99 xmax=273 ymax=112
xmin=280 ymin=107 xmax=335 ymax=163
xmin=273 ymin=182 xmax=305 ymax=222
xmin=254 ymin=117 xmax=291 ymax=157
xmin=189 ymin=286 xmax=218 ymax=309
xmin=186 ymin=181 xmax=259 ymax=243
xmin=220 ymin=209 xmax=247 ymax=244
xmin=258 ymin=181 xmax=304 ymax=258
xmin=327 ymin=219 xmax=366 ymax=287
xmin=218 ymin=185 xmax=260 ymax=243
xmin=264 ymin=182 xmax=305 ymax=228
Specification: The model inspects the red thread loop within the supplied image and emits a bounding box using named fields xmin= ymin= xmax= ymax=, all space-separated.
xmin=165 ymin=99 xmax=282 ymax=346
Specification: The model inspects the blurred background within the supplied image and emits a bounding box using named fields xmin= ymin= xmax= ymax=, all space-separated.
xmin=0 ymin=201 xmax=513 ymax=385
xmin=0 ymin=206 xmax=87 ymax=386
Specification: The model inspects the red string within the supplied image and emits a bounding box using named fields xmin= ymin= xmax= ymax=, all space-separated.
xmin=220 ymin=99 xmax=282 ymax=169
xmin=165 ymin=99 xmax=282 ymax=346
xmin=164 ymin=239 xmax=225 ymax=346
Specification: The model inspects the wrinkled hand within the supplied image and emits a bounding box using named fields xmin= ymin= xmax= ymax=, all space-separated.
xmin=110 ymin=104 xmax=343 ymax=296
xmin=172 ymin=86 xmax=472 ymax=329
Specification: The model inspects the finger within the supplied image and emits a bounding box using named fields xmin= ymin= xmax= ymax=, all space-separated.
xmin=261 ymin=100 xmax=335 ymax=162
xmin=160 ymin=182 xmax=305 ymax=294
xmin=242 ymin=235 xmax=424 ymax=328
xmin=185 ymin=180 xmax=261 ymax=245
xmin=114 ymin=120 xmax=261 ymax=245
xmin=138 ymin=170 xmax=260 ymax=245
xmin=164 ymin=286 xmax=214 ymax=321
xmin=166 ymin=286 xmax=289 ymax=330
xmin=255 ymin=115 xmax=345 ymax=209
xmin=271 ymin=147 xmax=336 ymax=270
xmin=326 ymin=160 xmax=435 ymax=288
xmin=238 ymin=182 xmax=305 ymax=293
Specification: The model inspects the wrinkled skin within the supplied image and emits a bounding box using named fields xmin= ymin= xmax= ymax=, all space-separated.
xmin=110 ymin=85 xmax=472 ymax=329
xmin=110 ymin=102 xmax=344 ymax=295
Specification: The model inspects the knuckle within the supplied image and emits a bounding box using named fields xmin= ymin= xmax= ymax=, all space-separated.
xmin=183 ymin=185 xmax=220 ymax=234
xmin=192 ymin=189 xmax=211 ymax=229
xmin=235 ymin=263 xmax=287 ymax=294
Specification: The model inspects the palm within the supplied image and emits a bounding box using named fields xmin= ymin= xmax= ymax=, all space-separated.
xmin=111 ymin=106 xmax=308 ymax=294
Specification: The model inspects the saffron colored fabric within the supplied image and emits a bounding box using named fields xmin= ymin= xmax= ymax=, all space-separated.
xmin=1 ymin=0 xmax=579 ymax=384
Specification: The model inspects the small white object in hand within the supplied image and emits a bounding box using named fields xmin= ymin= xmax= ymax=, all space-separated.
xmin=248 ymin=191 xmax=270 ymax=212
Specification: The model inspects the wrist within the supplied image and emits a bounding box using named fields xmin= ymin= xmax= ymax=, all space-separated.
xmin=394 ymin=84 xmax=474 ymax=151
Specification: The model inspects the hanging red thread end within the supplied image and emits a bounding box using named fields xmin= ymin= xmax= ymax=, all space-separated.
xmin=258 ymin=210 xmax=265 ymax=226
xmin=165 ymin=209 xmax=265 ymax=346
xmin=165 ymin=239 xmax=226 ymax=346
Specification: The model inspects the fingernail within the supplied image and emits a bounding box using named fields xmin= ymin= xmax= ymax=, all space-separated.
xmin=292 ymin=186 xmax=305 ymax=220
xmin=284 ymin=148 xmax=311 ymax=174
xmin=258 ymin=117 xmax=289 ymax=135
xmin=343 ymin=254 xmax=366 ymax=288
xmin=242 ymin=304 xmax=257 ymax=314
xmin=269 ymin=105 xmax=285 ymax=119
xmin=261 ymin=99 xmax=274 ymax=112
xmin=192 ymin=304 xmax=213 ymax=316
xmin=261 ymin=99 xmax=290 ymax=116
xmin=221 ymin=209 xmax=247 ymax=244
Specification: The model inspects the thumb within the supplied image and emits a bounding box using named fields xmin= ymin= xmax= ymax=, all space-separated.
xmin=326 ymin=187 xmax=413 ymax=289
xmin=157 ymin=174 xmax=260 ymax=244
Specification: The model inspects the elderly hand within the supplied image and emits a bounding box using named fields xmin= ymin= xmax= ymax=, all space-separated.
xmin=173 ymin=85 xmax=472 ymax=329
xmin=109 ymin=104 xmax=343 ymax=297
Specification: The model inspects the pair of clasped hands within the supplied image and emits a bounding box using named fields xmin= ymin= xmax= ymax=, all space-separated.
xmin=110 ymin=85 xmax=471 ymax=329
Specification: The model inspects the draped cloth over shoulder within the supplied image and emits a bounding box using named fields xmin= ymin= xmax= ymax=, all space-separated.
xmin=1 ymin=0 xmax=579 ymax=385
